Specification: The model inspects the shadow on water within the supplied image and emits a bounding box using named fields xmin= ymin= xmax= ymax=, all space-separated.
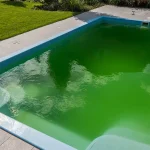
xmin=1 ymin=1 xmax=26 ymax=7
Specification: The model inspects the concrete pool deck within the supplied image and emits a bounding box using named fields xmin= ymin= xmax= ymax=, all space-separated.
xmin=1 ymin=5 xmax=150 ymax=60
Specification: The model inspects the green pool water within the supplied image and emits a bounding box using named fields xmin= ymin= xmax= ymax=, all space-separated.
xmin=1 ymin=22 xmax=150 ymax=149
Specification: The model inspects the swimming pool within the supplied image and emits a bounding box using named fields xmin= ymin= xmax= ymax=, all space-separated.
xmin=1 ymin=17 xmax=150 ymax=150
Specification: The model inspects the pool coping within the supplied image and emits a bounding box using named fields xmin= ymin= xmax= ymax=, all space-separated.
xmin=0 ymin=15 xmax=150 ymax=150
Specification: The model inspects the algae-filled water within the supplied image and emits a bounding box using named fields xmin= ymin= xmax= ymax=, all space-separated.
xmin=1 ymin=23 xmax=150 ymax=149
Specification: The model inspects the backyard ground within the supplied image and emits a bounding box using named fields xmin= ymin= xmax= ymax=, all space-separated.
xmin=0 ymin=1 xmax=75 ymax=40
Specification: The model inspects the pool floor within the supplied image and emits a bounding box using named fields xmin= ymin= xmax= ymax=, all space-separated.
xmin=1 ymin=23 xmax=150 ymax=149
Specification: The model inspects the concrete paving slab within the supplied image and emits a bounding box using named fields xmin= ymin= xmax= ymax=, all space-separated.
xmin=0 ymin=129 xmax=39 ymax=150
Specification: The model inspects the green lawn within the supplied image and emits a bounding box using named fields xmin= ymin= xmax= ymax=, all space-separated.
xmin=0 ymin=1 xmax=75 ymax=40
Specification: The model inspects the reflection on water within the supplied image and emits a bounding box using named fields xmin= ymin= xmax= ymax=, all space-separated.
xmin=0 ymin=51 xmax=121 ymax=116
xmin=1 ymin=24 xmax=150 ymax=149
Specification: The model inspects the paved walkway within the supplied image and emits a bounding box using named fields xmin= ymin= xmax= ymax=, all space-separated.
xmin=0 ymin=129 xmax=39 ymax=150
xmin=1 ymin=5 xmax=150 ymax=60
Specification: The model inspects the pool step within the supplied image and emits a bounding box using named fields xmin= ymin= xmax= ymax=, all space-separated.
xmin=86 ymin=135 xmax=150 ymax=150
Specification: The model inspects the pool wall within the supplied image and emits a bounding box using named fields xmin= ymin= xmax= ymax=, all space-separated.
xmin=0 ymin=16 xmax=149 ymax=150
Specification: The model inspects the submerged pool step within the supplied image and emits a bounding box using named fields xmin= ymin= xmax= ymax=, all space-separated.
xmin=86 ymin=135 xmax=150 ymax=150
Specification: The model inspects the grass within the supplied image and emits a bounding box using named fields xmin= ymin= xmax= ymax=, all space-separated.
xmin=0 ymin=1 xmax=75 ymax=40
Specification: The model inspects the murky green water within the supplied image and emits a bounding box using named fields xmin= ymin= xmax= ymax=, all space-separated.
xmin=1 ymin=23 xmax=150 ymax=149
